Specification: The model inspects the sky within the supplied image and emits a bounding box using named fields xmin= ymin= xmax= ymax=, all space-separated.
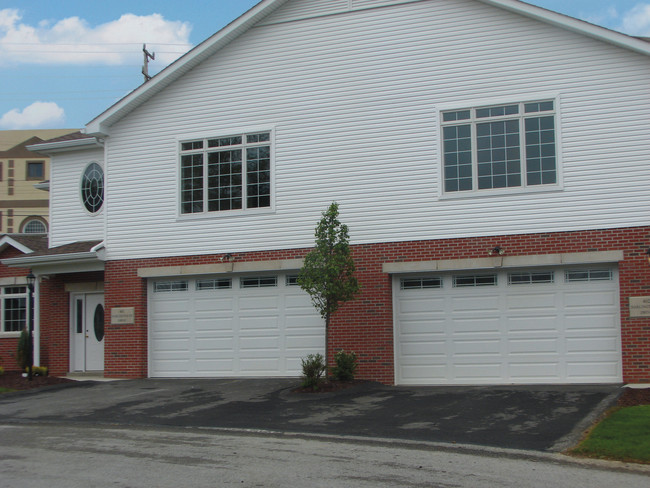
xmin=0 ymin=0 xmax=648 ymax=130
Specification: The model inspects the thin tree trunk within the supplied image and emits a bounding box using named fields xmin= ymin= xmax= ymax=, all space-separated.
xmin=325 ymin=312 xmax=330 ymax=376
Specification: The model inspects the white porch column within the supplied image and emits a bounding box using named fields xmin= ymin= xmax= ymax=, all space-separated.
xmin=33 ymin=276 xmax=40 ymax=367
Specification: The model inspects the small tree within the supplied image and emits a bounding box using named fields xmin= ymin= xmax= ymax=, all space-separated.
xmin=298 ymin=202 xmax=360 ymax=367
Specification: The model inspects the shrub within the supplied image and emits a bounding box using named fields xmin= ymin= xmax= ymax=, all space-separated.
xmin=331 ymin=350 xmax=358 ymax=381
xmin=16 ymin=329 xmax=32 ymax=370
xmin=24 ymin=366 xmax=48 ymax=377
xmin=0 ymin=366 xmax=4 ymax=376
xmin=301 ymin=353 xmax=327 ymax=390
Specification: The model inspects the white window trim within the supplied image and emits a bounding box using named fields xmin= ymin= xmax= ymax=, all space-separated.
xmin=79 ymin=161 xmax=105 ymax=216
xmin=436 ymin=94 xmax=564 ymax=199
xmin=0 ymin=286 xmax=28 ymax=337
xmin=175 ymin=127 xmax=276 ymax=219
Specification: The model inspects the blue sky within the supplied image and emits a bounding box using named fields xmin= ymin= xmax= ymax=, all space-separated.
xmin=0 ymin=0 xmax=648 ymax=130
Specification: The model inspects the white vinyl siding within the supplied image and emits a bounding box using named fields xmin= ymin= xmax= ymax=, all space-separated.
xmin=49 ymin=147 xmax=105 ymax=247
xmin=87 ymin=0 xmax=650 ymax=260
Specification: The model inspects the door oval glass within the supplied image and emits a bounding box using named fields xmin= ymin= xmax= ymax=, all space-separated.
xmin=94 ymin=304 xmax=105 ymax=342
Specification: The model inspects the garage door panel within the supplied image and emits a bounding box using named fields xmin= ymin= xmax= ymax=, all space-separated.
xmin=451 ymin=318 xmax=501 ymax=334
xmin=506 ymin=292 xmax=557 ymax=309
xmin=509 ymin=362 xmax=560 ymax=380
xmin=508 ymin=338 xmax=559 ymax=354
xmin=150 ymin=274 xmax=324 ymax=377
xmin=396 ymin=266 xmax=621 ymax=385
xmin=451 ymin=296 xmax=500 ymax=312
xmin=507 ymin=316 xmax=559 ymax=332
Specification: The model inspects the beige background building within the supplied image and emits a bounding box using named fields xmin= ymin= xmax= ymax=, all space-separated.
xmin=0 ymin=130 xmax=77 ymax=234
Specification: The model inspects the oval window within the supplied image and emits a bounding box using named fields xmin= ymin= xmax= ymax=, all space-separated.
xmin=93 ymin=304 xmax=105 ymax=342
xmin=81 ymin=163 xmax=104 ymax=213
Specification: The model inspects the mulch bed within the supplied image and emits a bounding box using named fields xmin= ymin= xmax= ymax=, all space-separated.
xmin=618 ymin=387 xmax=650 ymax=407
xmin=0 ymin=371 xmax=75 ymax=391
xmin=293 ymin=379 xmax=368 ymax=393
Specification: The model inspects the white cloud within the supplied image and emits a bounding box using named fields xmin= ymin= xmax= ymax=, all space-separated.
xmin=619 ymin=3 xmax=650 ymax=36
xmin=0 ymin=102 xmax=65 ymax=129
xmin=0 ymin=8 xmax=192 ymax=66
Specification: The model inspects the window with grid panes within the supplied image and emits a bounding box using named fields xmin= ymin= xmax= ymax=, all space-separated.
xmin=1 ymin=287 xmax=28 ymax=333
xmin=441 ymin=100 xmax=557 ymax=193
xmin=180 ymin=132 xmax=271 ymax=214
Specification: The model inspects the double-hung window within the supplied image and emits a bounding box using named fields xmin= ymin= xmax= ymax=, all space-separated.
xmin=180 ymin=131 xmax=272 ymax=214
xmin=0 ymin=286 xmax=27 ymax=334
xmin=441 ymin=100 xmax=557 ymax=193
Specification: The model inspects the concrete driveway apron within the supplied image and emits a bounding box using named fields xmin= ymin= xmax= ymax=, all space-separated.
xmin=0 ymin=379 xmax=620 ymax=452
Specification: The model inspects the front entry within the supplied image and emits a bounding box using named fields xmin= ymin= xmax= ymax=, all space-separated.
xmin=71 ymin=293 xmax=105 ymax=372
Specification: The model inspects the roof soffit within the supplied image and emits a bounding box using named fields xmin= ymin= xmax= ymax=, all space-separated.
xmin=84 ymin=0 xmax=650 ymax=135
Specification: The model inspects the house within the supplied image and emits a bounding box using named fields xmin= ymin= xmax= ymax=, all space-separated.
xmin=2 ymin=0 xmax=649 ymax=385
xmin=0 ymin=130 xmax=78 ymax=234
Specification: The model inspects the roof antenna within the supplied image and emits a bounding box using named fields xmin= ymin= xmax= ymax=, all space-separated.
xmin=142 ymin=44 xmax=155 ymax=82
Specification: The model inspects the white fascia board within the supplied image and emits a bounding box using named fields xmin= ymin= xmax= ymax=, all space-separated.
xmin=26 ymin=137 xmax=103 ymax=155
xmin=481 ymin=0 xmax=650 ymax=56
xmin=0 ymin=236 xmax=34 ymax=254
xmin=84 ymin=0 xmax=290 ymax=136
xmin=34 ymin=181 xmax=50 ymax=191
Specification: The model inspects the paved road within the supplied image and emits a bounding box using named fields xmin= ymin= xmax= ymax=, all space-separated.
xmin=1 ymin=423 xmax=648 ymax=488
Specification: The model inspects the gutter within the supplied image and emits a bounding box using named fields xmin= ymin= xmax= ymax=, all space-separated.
xmin=2 ymin=252 xmax=102 ymax=268
xmin=27 ymin=137 xmax=103 ymax=154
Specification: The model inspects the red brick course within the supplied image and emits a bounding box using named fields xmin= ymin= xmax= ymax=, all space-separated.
xmin=3 ymin=226 xmax=650 ymax=384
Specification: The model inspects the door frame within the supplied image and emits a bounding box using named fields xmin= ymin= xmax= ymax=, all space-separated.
xmin=69 ymin=292 xmax=105 ymax=372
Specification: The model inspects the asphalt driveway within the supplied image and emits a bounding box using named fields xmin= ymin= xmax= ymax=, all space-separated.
xmin=0 ymin=378 xmax=620 ymax=452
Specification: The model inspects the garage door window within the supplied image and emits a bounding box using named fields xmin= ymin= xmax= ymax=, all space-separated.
xmin=286 ymin=275 xmax=299 ymax=286
xmin=400 ymin=277 xmax=443 ymax=290
xmin=508 ymin=271 xmax=554 ymax=285
xmin=196 ymin=278 xmax=232 ymax=290
xmin=453 ymin=274 xmax=497 ymax=287
xmin=240 ymin=276 xmax=277 ymax=288
xmin=565 ymin=269 xmax=613 ymax=282
xmin=154 ymin=281 xmax=188 ymax=292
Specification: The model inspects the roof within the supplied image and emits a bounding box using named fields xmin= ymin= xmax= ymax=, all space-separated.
xmin=84 ymin=0 xmax=650 ymax=136
xmin=27 ymin=131 xmax=102 ymax=154
xmin=0 ymin=234 xmax=49 ymax=255
xmin=1 ymin=239 xmax=104 ymax=269
xmin=0 ymin=136 xmax=45 ymax=159
xmin=0 ymin=130 xmax=79 ymax=152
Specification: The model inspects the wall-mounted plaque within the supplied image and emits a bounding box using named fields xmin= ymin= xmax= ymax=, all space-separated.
xmin=111 ymin=307 xmax=135 ymax=325
xmin=629 ymin=297 xmax=650 ymax=318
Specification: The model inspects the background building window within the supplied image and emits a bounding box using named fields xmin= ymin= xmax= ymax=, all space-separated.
xmin=26 ymin=161 xmax=45 ymax=180
xmin=21 ymin=218 xmax=47 ymax=234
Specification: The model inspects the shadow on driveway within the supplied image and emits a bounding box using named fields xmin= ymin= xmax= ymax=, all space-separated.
xmin=0 ymin=378 xmax=621 ymax=452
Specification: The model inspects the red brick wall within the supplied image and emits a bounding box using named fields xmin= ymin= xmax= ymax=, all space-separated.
xmin=0 ymin=246 xmax=30 ymax=371
xmin=102 ymin=226 xmax=650 ymax=384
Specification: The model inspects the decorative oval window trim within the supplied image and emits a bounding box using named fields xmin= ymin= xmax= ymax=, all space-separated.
xmin=93 ymin=304 xmax=105 ymax=342
xmin=81 ymin=162 xmax=104 ymax=214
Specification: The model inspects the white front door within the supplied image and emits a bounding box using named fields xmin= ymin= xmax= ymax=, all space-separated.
xmin=72 ymin=293 xmax=105 ymax=372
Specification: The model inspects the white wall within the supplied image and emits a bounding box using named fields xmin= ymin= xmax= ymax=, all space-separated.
xmin=49 ymin=147 xmax=105 ymax=247
xmin=97 ymin=0 xmax=650 ymax=260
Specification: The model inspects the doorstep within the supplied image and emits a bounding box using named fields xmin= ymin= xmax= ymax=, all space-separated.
xmin=65 ymin=372 xmax=126 ymax=382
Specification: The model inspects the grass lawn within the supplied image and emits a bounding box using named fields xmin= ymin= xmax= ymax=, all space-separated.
xmin=0 ymin=387 xmax=16 ymax=394
xmin=571 ymin=406 xmax=650 ymax=463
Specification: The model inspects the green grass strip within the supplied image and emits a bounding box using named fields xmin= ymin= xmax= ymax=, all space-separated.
xmin=572 ymin=406 xmax=650 ymax=463
xmin=0 ymin=387 xmax=16 ymax=394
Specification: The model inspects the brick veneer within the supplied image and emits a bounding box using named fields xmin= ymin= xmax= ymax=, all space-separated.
xmin=4 ymin=226 xmax=648 ymax=383
xmin=0 ymin=246 xmax=29 ymax=371
xmin=99 ymin=226 xmax=650 ymax=384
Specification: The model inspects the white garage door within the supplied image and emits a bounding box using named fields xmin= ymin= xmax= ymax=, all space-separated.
xmin=149 ymin=274 xmax=324 ymax=377
xmin=395 ymin=266 xmax=622 ymax=385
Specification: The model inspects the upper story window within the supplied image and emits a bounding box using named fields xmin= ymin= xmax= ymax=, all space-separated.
xmin=441 ymin=100 xmax=557 ymax=194
xmin=81 ymin=162 xmax=104 ymax=214
xmin=180 ymin=132 xmax=272 ymax=215
xmin=26 ymin=161 xmax=45 ymax=180
xmin=22 ymin=218 xmax=47 ymax=234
